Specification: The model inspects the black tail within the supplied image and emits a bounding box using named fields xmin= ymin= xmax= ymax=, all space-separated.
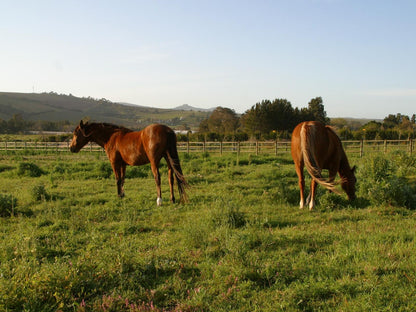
xmin=166 ymin=132 xmax=188 ymax=203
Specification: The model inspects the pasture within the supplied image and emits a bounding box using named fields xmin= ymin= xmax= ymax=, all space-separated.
xmin=1 ymin=149 xmax=416 ymax=311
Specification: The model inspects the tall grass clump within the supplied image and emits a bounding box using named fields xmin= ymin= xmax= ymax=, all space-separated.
xmin=95 ymin=162 xmax=113 ymax=179
xmin=17 ymin=162 xmax=45 ymax=177
xmin=358 ymin=153 xmax=416 ymax=209
xmin=31 ymin=184 xmax=50 ymax=202
xmin=0 ymin=194 xmax=17 ymax=217
xmin=211 ymin=201 xmax=247 ymax=229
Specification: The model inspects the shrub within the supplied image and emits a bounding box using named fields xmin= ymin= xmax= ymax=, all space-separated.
xmin=358 ymin=155 xmax=416 ymax=209
xmin=17 ymin=162 xmax=45 ymax=177
xmin=0 ymin=194 xmax=17 ymax=217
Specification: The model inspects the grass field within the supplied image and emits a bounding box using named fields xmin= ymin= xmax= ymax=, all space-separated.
xmin=1 ymin=150 xmax=416 ymax=311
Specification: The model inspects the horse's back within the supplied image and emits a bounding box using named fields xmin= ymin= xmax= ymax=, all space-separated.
xmin=292 ymin=121 xmax=343 ymax=169
xmin=291 ymin=121 xmax=327 ymax=160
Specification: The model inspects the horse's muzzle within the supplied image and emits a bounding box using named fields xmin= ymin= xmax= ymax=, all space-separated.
xmin=70 ymin=145 xmax=78 ymax=153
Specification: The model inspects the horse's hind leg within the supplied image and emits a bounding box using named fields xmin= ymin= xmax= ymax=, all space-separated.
xmin=295 ymin=162 xmax=305 ymax=209
xmin=150 ymin=162 xmax=162 ymax=206
xmin=308 ymin=179 xmax=317 ymax=210
xmin=168 ymin=166 xmax=175 ymax=203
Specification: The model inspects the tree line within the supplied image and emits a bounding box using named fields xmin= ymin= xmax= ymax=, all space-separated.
xmin=193 ymin=97 xmax=416 ymax=142
xmin=332 ymin=114 xmax=416 ymax=140
xmin=196 ymin=97 xmax=329 ymax=141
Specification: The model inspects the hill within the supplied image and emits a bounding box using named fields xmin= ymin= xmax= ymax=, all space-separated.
xmin=0 ymin=92 xmax=211 ymax=130
xmin=173 ymin=104 xmax=215 ymax=112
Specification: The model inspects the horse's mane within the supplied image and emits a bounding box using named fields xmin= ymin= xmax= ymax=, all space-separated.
xmin=88 ymin=122 xmax=133 ymax=133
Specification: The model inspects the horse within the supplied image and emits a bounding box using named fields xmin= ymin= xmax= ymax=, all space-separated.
xmin=70 ymin=120 xmax=188 ymax=206
xmin=291 ymin=121 xmax=356 ymax=210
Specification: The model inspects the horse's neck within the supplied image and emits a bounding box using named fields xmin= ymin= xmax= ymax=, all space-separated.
xmin=338 ymin=151 xmax=352 ymax=178
xmin=90 ymin=128 xmax=117 ymax=148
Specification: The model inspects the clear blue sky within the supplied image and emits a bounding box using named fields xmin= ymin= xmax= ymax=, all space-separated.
xmin=1 ymin=0 xmax=415 ymax=118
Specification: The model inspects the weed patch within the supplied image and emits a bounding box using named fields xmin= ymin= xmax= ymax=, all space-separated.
xmin=17 ymin=162 xmax=45 ymax=177
xmin=0 ymin=194 xmax=17 ymax=217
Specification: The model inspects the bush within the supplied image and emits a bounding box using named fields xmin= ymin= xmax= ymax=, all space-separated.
xmin=17 ymin=162 xmax=45 ymax=177
xmin=0 ymin=194 xmax=17 ymax=217
xmin=358 ymin=155 xmax=416 ymax=209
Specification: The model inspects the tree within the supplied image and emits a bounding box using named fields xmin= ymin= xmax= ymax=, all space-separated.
xmin=198 ymin=119 xmax=209 ymax=133
xmin=306 ymin=97 xmax=329 ymax=124
xmin=199 ymin=107 xmax=239 ymax=135
xmin=241 ymin=99 xmax=297 ymax=135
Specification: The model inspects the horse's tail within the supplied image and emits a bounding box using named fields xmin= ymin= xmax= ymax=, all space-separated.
xmin=166 ymin=131 xmax=189 ymax=203
xmin=300 ymin=123 xmax=340 ymax=193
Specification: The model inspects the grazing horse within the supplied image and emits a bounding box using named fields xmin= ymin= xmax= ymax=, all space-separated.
xmin=291 ymin=121 xmax=356 ymax=210
xmin=70 ymin=121 xmax=188 ymax=205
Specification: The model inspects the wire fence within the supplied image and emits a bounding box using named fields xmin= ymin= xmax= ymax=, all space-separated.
xmin=0 ymin=139 xmax=414 ymax=157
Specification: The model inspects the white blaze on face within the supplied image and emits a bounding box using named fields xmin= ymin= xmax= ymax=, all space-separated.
xmin=70 ymin=134 xmax=78 ymax=150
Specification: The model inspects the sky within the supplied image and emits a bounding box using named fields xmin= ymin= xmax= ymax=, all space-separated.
xmin=1 ymin=0 xmax=415 ymax=119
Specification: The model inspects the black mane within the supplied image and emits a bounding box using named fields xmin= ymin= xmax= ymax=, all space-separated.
xmin=88 ymin=122 xmax=133 ymax=133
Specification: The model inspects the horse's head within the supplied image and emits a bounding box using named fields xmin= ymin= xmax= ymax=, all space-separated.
xmin=341 ymin=165 xmax=357 ymax=201
xmin=70 ymin=120 xmax=92 ymax=153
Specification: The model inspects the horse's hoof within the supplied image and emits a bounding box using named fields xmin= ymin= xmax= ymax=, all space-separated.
xmin=157 ymin=197 xmax=162 ymax=206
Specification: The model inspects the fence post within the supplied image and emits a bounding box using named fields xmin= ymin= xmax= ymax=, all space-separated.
xmin=360 ymin=140 xmax=364 ymax=157
xmin=275 ymin=140 xmax=278 ymax=156
xmin=384 ymin=140 xmax=387 ymax=154
xmin=256 ymin=140 xmax=259 ymax=155
xmin=409 ymin=138 xmax=413 ymax=156
xmin=220 ymin=141 xmax=223 ymax=155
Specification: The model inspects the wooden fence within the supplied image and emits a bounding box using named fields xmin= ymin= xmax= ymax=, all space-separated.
xmin=0 ymin=139 xmax=414 ymax=157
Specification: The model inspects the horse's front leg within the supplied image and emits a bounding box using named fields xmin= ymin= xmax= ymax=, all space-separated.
xmin=119 ymin=163 xmax=126 ymax=197
xmin=112 ymin=162 xmax=126 ymax=198
xmin=151 ymin=162 xmax=162 ymax=206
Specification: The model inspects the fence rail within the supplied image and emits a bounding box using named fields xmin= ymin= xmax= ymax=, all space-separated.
xmin=0 ymin=139 xmax=414 ymax=157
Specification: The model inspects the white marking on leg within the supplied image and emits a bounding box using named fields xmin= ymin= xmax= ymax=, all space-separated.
xmin=157 ymin=197 xmax=162 ymax=206
xmin=299 ymin=199 xmax=305 ymax=209
xmin=309 ymin=199 xmax=315 ymax=210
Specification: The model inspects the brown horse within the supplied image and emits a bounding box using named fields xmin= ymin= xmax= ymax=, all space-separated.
xmin=70 ymin=121 xmax=188 ymax=205
xmin=291 ymin=121 xmax=356 ymax=210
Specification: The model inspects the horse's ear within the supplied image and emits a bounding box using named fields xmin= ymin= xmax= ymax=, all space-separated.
xmin=79 ymin=120 xmax=89 ymax=137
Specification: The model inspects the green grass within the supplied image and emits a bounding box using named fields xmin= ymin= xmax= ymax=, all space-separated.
xmin=1 ymin=151 xmax=416 ymax=311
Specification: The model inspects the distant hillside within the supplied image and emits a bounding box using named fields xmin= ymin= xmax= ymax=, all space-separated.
xmin=0 ymin=92 xmax=211 ymax=130
xmin=173 ymin=104 xmax=215 ymax=112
